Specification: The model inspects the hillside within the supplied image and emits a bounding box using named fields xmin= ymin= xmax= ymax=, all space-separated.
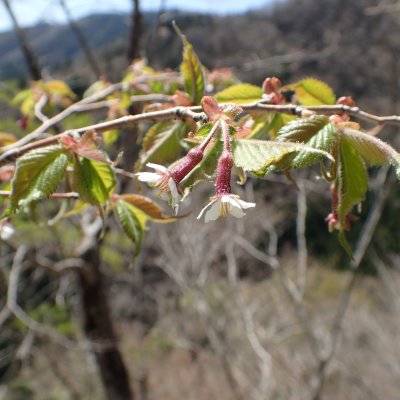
xmin=2 ymin=0 xmax=399 ymax=116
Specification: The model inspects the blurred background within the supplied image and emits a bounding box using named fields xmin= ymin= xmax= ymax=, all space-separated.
xmin=1 ymin=0 xmax=400 ymax=399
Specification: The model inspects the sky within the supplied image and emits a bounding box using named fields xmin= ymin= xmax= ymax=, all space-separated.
xmin=0 ymin=0 xmax=279 ymax=32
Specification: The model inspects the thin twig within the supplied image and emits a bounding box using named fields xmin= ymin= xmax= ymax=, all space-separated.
xmin=0 ymin=105 xmax=208 ymax=166
xmin=73 ymin=93 xmax=171 ymax=112
xmin=296 ymin=180 xmax=308 ymax=297
xmin=6 ymin=245 xmax=78 ymax=349
xmin=2 ymin=99 xmax=400 ymax=167
xmin=0 ymin=191 xmax=79 ymax=199
xmin=34 ymin=94 xmax=49 ymax=122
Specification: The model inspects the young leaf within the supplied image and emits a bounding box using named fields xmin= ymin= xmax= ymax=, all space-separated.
xmin=102 ymin=129 xmax=120 ymax=147
xmin=174 ymin=22 xmax=205 ymax=105
xmin=59 ymin=131 xmax=110 ymax=163
xmin=0 ymin=132 xmax=17 ymax=147
xmin=285 ymin=78 xmax=336 ymax=106
xmin=10 ymin=145 xmax=69 ymax=211
xmin=194 ymin=122 xmax=213 ymax=138
xmin=231 ymin=139 xmax=334 ymax=175
xmin=119 ymin=194 xmax=176 ymax=224
xmin=337 ymin=137 xmax=368 ymax=226
xmin=342 ymin=128 xmax=400 ymax=178
xmin=137 ymin=121 xmax=187 ymax=169
xmin=114 ymin=199 xmax=143 ymax=256
xmin=41 ymin=80 xmax=75 ymax=98
xmin=215 ymin=84 xmax=263 ymax=104
xmin=277 ymin=115 xmax=329 ymax=142
xmin=73 ymin=158 xmax=116 ymax=205
xmin=291 ymin=122 xmax=338 ymax=168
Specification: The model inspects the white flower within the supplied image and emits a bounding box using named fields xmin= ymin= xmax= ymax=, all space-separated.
xmin=197 ymin=194 xmax=256 ymax=223
xmin=136 ymin=163 xmax=169 ymax=185
xmin=136 ymin=163 xmax=180 ymax=213
xmin=0 ymin=222 xmax=15 ymax=240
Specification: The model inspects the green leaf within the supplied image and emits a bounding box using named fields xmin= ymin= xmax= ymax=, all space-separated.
xmin=119 ymin=194 xmax=176 ymax=225
xmin=232 ymin=139 xmax=334 ymax=175
xmin=339 ymin=231 xmax=354 ymax=259
xmin=195 ymin=122 xmax=213 ymax=137
xmin=179 ymin=139 xmax=223 ymax=190
xmin=249 ymin=113 xmax=294 ymax=140
xmin=343 ymin=128 xmax=400 ymax=178
xmin=115 ymin=200 xmax=142 ymax=256
xmin=10 ymin=145 xmax=68 ymax=211
xmin=215 ymin=84 xmax=262 ymax=104
xmin=291 ymin=122 xmax=338 ymax=168
xmin=137 ymin=121 xmax=187 ymax=169
xmin=102 ymin=129 xmax=120 ymax=147
xmin=73 ymin=158 xmax=116 ymax=205
xmin=285 ymin=78 xmax=336 ymax=106
xmin=277 ymin=115 xmax=329 ymax=142
xmin=12 ymin=89 xmax=33 ymax=106
xmin=83 ymin=80 xmax=108 ymax=98
xmin=338 ymin=137 xmax=368 ymax=225
xmin=41 ymin=80 xmax=75 ymax=98
xmin=175 ymin=23 xmax=205 ymax=105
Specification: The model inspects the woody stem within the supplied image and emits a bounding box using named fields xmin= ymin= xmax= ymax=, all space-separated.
xmin=220 ymin=119 xmax=231 ymax=152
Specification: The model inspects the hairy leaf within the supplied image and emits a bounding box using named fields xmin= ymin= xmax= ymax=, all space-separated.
xmin=343 ymin=128 xmax=400 ymax=178
xmin=59 ymin=131 xmax=109 ymax=163
xmin=175 ymin=23 xmax=205 ymax=105
xmin=232 ymin=139 xmax=334 ymax=174
xmin=10 ymin=145 xmax=68 ymax=210
xmin=277 ymin=115 xmax=329 ymax=142
xmin=138 ymin=121 xmax=187 ymax=169
xmin=215 ymin=84 xmax=262 ymax=104
xmin=73 ymin=158 xmax=116 ymax=205
xmin=338 ymin=137 xmax=368 ymax=225
xmin=115 ymin=200 xmax=143 ymax=256
xmin=291 ymin=122 xmax=338 ymax=168
xmin=285 ymin=78 xmax=336 ymax=106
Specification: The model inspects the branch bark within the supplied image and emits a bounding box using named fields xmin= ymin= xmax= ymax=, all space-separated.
xmin=127 ymin=0 xmax=143 ymax=62
xmin=59 ymin=0 xmax=103 ymax=77
xmin=76 ymin=215 xmax=134 ymax=400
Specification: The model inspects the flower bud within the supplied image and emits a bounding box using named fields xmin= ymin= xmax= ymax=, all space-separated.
xmin=269 ymin=92 xmax=285 ymax=105
xmin=336 ymin=96 xmax=356 ymax=107
xmin=262 ymin=77 xmax=282 ymax=95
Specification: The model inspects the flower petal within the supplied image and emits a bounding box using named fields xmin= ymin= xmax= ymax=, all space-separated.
xmin=0 ymin=224 xmax=14 ymax=240
xmin=136 ymin=172 xmax=161 ymax=183
xmin=168 ymin=178 xmax=180 ymax=214
xmin=235 ymin=198 xmax=256 ymax=210
xmin=205 ymin=201 xmax=221 ymax=223
xmin=220 ymin=194 xmax=237 ymax=205
xmin=227 ymin=201 xmax=246 ymax=218
xmin=146 ymin=163 xmax=168 ymax=173
xmin=197 ymin=199 xmax=215 ymax=220
xmin=221 ymin=194 xmax=254 ymax=218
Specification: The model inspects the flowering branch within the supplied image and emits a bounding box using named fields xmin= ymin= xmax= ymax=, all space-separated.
xmin=2 ymin=99 xmax=400 ymax=168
